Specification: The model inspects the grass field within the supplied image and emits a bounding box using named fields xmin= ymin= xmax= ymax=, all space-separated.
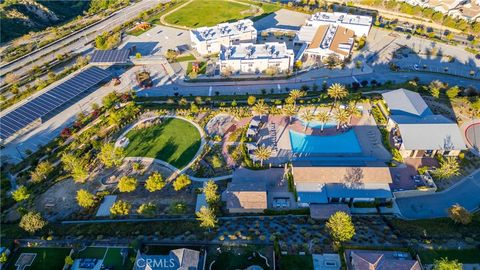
xmin=164 ymin=0 xmax=257 ymax=28
xmin=280 ymin=255 xmax=314 ymax=270
xmin=418 ymin=248 xmax=480 ymax=264
xmin=125 ymin=118 xmax=201 ymax=168
xmin=6 ymin=248 xmax=71 ymax=270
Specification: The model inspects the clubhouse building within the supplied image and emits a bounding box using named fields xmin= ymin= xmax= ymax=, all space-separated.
xmin=382 ymin=89 xmax=466 ymax=158
xmin=190 ymin=19 xmax=257 ymax=55
xmin=292 ymin=166 xmax=393 ymax=206
xmin=295 ymin=12 xmax=372 ymax=62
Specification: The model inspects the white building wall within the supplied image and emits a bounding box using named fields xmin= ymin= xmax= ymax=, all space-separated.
xmin=220 ymin=56 xmax=293 ymax=75
xmin=306 ymin=13 xmax=372 ymax=37
xmin=190 ymin=30 xmax=257 ymax=55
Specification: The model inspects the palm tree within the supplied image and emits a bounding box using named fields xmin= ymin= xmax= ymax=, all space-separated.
xmin=289 ymin=89 xmax=306 ymax=106
xmin=316 ymin=111 xmax=330 ymax=132
xmin=345 ymin=101 xmax=362 ymax=124
xmin=327 ymin=83 xmax=348 ymax=108
xmin=334 ymin=109 xmax=349 ymax=130
xmin=300 ymin=109 xmax=315 ymax=132
xmin=282 ymin=104 xmax=297 ymax=124
xmin=252 ymin=100 xmax=269 ymax=116
xmin=254 ymin=146 xmax=272 ymax=167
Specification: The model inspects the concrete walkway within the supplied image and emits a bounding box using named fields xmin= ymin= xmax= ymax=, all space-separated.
xmin=396 ymin=168 xmax=480 ymax=219
xmin=119 ymin=115 xmax=231 ymax=182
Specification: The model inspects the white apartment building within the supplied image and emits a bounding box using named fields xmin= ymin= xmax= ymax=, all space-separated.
xmin=218 ymin=42 xmax=294 ymax=75
xmin=305 ymin=12 xmax=373 ymax=37
xmin=190 ymin=19 xmax=257 ymax=55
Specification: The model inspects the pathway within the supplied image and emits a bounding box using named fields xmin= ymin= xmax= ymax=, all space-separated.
xmin=159 ymin=0 xmax=263 ymax=30
xmin=396 ymin=168 xmax=480 ymax=219
xmin=118 ymin=115 xmax=232 ymax=182
xmin=159 ymin=0 xmax=193 ymax=30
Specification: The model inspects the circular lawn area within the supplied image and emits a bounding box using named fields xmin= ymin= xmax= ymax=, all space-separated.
xmin=124 ymin=118 xmax=201 ymax=169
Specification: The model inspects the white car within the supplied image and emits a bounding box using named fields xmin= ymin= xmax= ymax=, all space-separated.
xmin=413 ymin=64 xmax=419 ymax=70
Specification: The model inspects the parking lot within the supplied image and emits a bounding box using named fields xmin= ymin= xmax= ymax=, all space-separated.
xmin=120 ymin=25 xmax=191 ymax=56
xmin=253 ymin=9 xmax=309 ymax=31
xmin=361 ymin=28 xmax=480 ymax=78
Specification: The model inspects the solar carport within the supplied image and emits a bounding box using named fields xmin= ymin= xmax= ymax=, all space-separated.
xmin=90 ymin=49 xmax=131 ymax=65
xmin=0 ymin=66 xmax=111 ymax=141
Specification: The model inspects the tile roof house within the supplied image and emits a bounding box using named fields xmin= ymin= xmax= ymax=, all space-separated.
xmin=222 ymin=181 xmax=267 ymax=213
xmin=347 ymin=250 xmax=421 ymax=270
xmin=292 ymin=166 xmax=393 ymax=206
xmin=134 ymin=248 xmax=201 ymax=270
xmin=382 ymin=89 xmax=466 ymax=158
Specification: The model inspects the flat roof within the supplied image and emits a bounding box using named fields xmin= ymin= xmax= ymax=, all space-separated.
xmin=293 ymin=166 xmax=393 ymax=184
xmin=308 ymin=12 xmax=372 ymax=26
xmin=220 ymin=42 xmax=294 ymax=60
xmin=191 ymin=19 xmax=256 ymax=42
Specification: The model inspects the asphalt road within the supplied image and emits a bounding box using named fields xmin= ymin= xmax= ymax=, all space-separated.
xmin=396 ymin=169 xmax=480 ymax=219
xmin=0 ymin=0 xmax=166 ymax=78
xmin=137 ymin=68 xmax=480 ymax=97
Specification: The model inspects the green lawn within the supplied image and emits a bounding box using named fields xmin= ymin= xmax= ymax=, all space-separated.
xmin=280 ymin=255 xmax=314 ymax=270
xmin=6 ymin=248 xmax=71 ymax=270
xmin=175 ymin=54 xmax=196 ymax=62
xmin=164 ymin=0 xmax=256 ymax=28
xmin=418 ymin=249 xmax=480 ymax=264
xmin=125 ymin=118 xmax=201 ymax=168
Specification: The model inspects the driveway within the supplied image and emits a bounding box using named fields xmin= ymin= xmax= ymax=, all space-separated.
xmin=396 ymin=169 xmax=480 ymax=219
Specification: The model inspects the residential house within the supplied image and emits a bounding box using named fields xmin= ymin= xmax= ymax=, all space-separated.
xmin=382 ymin=89 xmax=466 ymax=158
xmin=346 ymin=249 xmax=421 ymax=270
xmin=134 ymin=248 xmax=202 ymax=270
xmin=222 ymin=181 xmax=268 ymax=213
xmin=190 ymin=19 xmax=257 ymax=55
xmin=292 ymin=166 xmax=393 ymax=207
xmin=219 ymin=42 xmax=294 ymax=75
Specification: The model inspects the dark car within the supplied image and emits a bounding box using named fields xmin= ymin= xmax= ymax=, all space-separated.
xmin=476 ymin=54 xmax=480 ymax=60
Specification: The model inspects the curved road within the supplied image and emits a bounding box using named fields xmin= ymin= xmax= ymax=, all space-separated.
xmin=396 ymin=168 xmax=480 ymax=219
xmin=0 ymin=0 xmax=166 ymax=77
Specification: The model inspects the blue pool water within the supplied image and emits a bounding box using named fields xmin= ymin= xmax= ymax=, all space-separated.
xmin=289 ymin=129 xmax=362 ymax=154
xmin=299 ymin=119 xmax=336 ymax=129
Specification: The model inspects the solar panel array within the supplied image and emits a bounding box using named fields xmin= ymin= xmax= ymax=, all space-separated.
xmin=90 ymin=49 xmax=130 ymax=63
xmin=0 ymin=66 xmax=111 ymax=141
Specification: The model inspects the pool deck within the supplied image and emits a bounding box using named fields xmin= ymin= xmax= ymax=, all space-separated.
xmin=259 ymin=104 xmax=392 ymax=164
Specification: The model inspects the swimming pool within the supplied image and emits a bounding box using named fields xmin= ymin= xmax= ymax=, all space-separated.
xmin=289 ymin=129 xmax=362 ymax=154
xmin=298 ymin=119 xmax=336 ymax=129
